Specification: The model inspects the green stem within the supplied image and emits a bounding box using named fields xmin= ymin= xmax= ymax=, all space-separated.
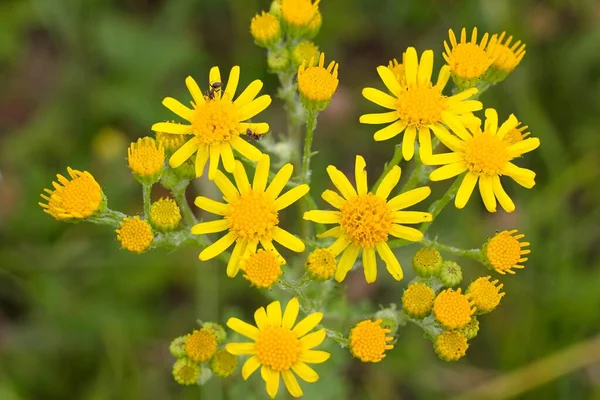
xmin=421 ymin=237 xmax=483 ymax=262
xmin=301 ymin=110 xmax=317 ymax=184
xmin=418 ymin=176 xmax=462 ymax=233
xmin=276 ymin=70 xmax=305 ymax=168
xmin=142 ymin=184 xmax=152 ymax=219
xmin=373 ymin=144 xmax=402 ymax=193
xmin=171 ymin=180 xmax=196 ymax=227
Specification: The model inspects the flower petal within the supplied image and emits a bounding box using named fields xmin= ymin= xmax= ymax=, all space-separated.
xmin=227 ymin=317 xmax=259 ymax=340
xmin=362 ymin=87 xmax=397 ymax=110
xmin=282 ymin=370 xmax=303 ymax=398
xmin=328 ymin=235 xmax=351 ymax=256
xmin=195 ymin=145 xmax=209 ymax=177
xmin=199 ymin=231 xmax=236 ymax=261
xmin=273 ymin=227 xmax=305 ymax=252
xmin=194 ymin=196 xmax=228 ymax=215
xmin=162 ymin=97 xmax=194 ymax=121
xmin=392 ymin=211 xmax=432 ymax=224
xmin=262 ymin=366 xmax=280 ymax=399
xmin=402 ymin=125 xmax=417 ymax=160
xmin=404 ymin=47 xmax=418 ymax=86
xmin=359 ymin=111 xmax=399 ymax=125
xmin=507 ymin=137 xmax=540 ymax=158
xmin=417 ymin=50 xmax=434 ymax=84
xmin=430 ymin=123 xmax=464 ymax=152
xmin=213 ymin=170 xmax=240 ymax=201
xmin=208 ymin=144 xmax=221 ymax=180
xmin=376 ymin=165 xmax=401 ymax=199
xmin=375 ymin=241 xmax=403 ymax=281
xmin=298 ymin=350 xmax=330 ymax=364
xmin=275 ymin=185 xmax=310 ymax=210
xmin=223 ymin=65 xmax=240 ymax=101
xmin=362 ymin=247 xmax=377 ymax=284
xmin=455 ymin=172 xmax=478 ymax=209
xmin=185 ymin=76 xmax=204 ymax=105
xmin=234 ymin=79 xmax=263 ymax=108
xmin=238 ymin=95 xmax=272 ymax=121
xmin=373 ymin=120 xmax=407 ymax=141
xmin=496 ymin=114 xmax=519 ymax=139
xmin=230 ymin=136 xmax=263 ymax=161
xmin=242 ymin=356 xmax=261 ymax=380
xmin=208 ymin=66 xmax=222 ymax=100
xmin=227 ymin=240 xmax=247 ymax=277
xmin=326 ymin=166 xmax=357 ymax=199
xmin=377 ymin=65 xmax=401 ymax=97
xmin=484 ymin=108 xmax=498 ymax=135
xmin=300 ymin=329 xmax=326 ymax=349
xmin=479 ymin=175 xmax=497 ymax=212
xmin=266 ymin=163 xmax=294 ymax=198
xmin=253 ymin=154 xmax=270 ymax=192
xmin=169 ymin=138 xmax=198 ymax=168
xmin=292 ymin=362 xmax=319 ymax=382
xmin=233 ymin=160 xmax=250 ymax=193
xmin=254 ymin=306 xmax=269 ymax=329
xmin=191 ymin=219 xmax=229 ymax=235
xmin=430 ymin=163 xmax=467 ymax=181
xmin=354 ymin=155 xmax=368 ymax=195
xmin=390 ymin=224 xmax=423 ymax=241
xmin=335 ymin=245 xmax=360 ymax=282
xmin=152 ymin=121 xmax=193 ymax=135
xmin=293 ymin=312 xmax=323 ymax=337
xmin=493 ymin=175 xmax=515 ymax=213
xmin=266 ymin=301 xmax=282 ymax=327
xmin=418 ymin=126 xmax=433 ymax=161
xmin=387 ymin=186 xmax=431 ymax=210
xmin=303 ymin=210 xmax=341 ymax=224
xmin=220 ymin=142 xmax=236 ymax=173
xmin=226 ymin=342 xmax=256 ymax=355
xmin=282 ymin=298 xmax=300 ymax=329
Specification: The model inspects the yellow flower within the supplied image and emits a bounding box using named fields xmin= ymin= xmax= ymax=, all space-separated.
xmin=185 ymin=328 xmax=218 ymax=363
xmin=412 ymin=247 xmax=443 ymax=277
xmin=155 ymin=129 xmax=189 ymax=155
xmin=250 ymin=12 xmax=281 ymax=48
xmin=281 ymin=0 xmax=320 ymax=36
xmin=127 ymin=137 xmax=165 ymax=184
xmin=116 ymin=216 xmax=153 ymax=253
xmin=435 ymin=330 xmax=468 ymax=362
xmin=402 ymin=282 xmax=435 ymax=319
xmin=387 ymin=57 xmax=406 ymax=87
xmin=210 ymin=349 xmax=238 ymax=377
xmin=292 ymin=40 xmax=320 ymax=67
xmin=349 ymin=319 xmax=394 ymax=363
xmin=149 ymin=197 xmax=181 ymax=232
xmin=172 ymin=358 xmax=200 ymax=385
xmin=360 ymin=47 xmax=482 ymax=161
xmin=151 ymin=66 xmax=272 ymax=179
xmin=304 ymin=155 xmax=432 ymax=283
xmin=297 ymin=52 xmax=339 ymax=111
xmin=305 ymin=248 xmax=337 ymax=280
xmin=306 ymin=9 xmax=322 ymax=38
xmin=484 ymin=229 xmax=530 ymax=275
xmin=192 ymin=155 xmax=309 ymax=277
xmin=486 ymin=32 xmax=526 ymax=76
xmin=433 ymin=288 xmax=475 ymax=330
xmin=39 ymin=167 xmax=104 ymax=220
xmin=226 ymin=298 xmax=330 ymax=399
xmin=467 ymin=276 xmax=505 ymax=314
xmin=242 ymin=249 xmax=284 ymax=288
xmin=427 ymin=108 xmax=540 ymax=213
xmin=443 ymin=27 xmax=495 ymax=82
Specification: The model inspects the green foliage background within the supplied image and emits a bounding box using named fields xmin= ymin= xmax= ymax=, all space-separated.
xmin=1 ymin=0 xmax=600 ymax=399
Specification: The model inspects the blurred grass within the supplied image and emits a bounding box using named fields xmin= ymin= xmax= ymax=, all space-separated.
xmin=1 ymin=0 xmax=600 ymax=399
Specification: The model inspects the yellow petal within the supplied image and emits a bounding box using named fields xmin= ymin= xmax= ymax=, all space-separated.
xmin=375 ymin=241 xmax=403 ymax=281
xmin=281 ymin=370 xmax=303 ymax=398
xmin=273 ymin=227 xmax=305 ymax=252
xmin=282 ymin=298 xmax=300 ymax=329
xmin=233 ymin=160 xmax=251 ymax=193
xmin=390 ymin=224 xmax=423 ymax=241
xmin=455 ymin=172 xmax=478 ymax=209
xmin=223 ymin=65 xmax=240 ymax=101
xmin=484 ymin=108 xmax=498 ymax=135
xmin=328 ymin=235 xmax=351 ymax=256
xmin=435 ymin=65 xmax=451 ymax=89
xmin=266 ymin=301 xmax=282 ymax=326
xmin=209 ymin=66 xmax=222 ymax=100
xmin=496 ymin=114 xmax=519 ymax=139
xmin=199 ymin=231 xmax=236 ymax=261
xmin=194 ymin=196 xmax=228 ymax=215
xmin=392 ymin=211 xmax=432 ymax=224
xmin=359 ymin=111 xmax=399 ymax=125
xmin=429 ymin=163 xmax=467 ymax=181
xmin=493 ymin=175 xmax=515 ymax=213
xmin=387 ymin=186 xmax=431 ymax=210
xmin=254 ymin=306 xmax=269 ymax=329
xmin=362 ymin=247 xmax=377 ymax=284
xmin=220 ymin=142 xmax=236 ymax=173
xmin=169 ymin=138 xmax=198 ymax=168
xmin=242 ymin=356 xmax=261 ymax=380
xmin=151 ymin=121 xmax=193 ymax=135
xmin=326 ymin=166 xmax=357 ymax=199
xmin=479 ymin=175 xmax=497 ymax=212
xmin=213 ymin=170 xmax=239 ymax=202
xmin=373 ymin=120 xmax=407 ymax=141
xmin=507 ymin=137 xmax=540 ymax=158
xmin=275 ymin=185 xmax=310 ymax=210
xmin=191 ymin=219 xmax=229 ymax=235
xmin=375 ymin=165 xmax=401 ymax=199
xmin=377 ymin=65 xmax=401 ymax=97
xmin=430 ymin=123 xmax=464 ymax=152
xmin=300 ymin=329 xmax=327 ymax=350
xmin=185 ymin=76 xmax=204 ymax=105
xmin=227 ymin=240 xmax=247 ymax=277
xmin=227 ymin=317 xmax=259 ymax=340
xmin=303 ymin=210 xmax=341 ymax=224
xmin=293 ymin=312 xmax=323 ymax=337
xmin=208 ymin=144 xmax=221 ymax=180
xmin=335 ymin=245 xmax=360 ymax=282
xmin=195 ymin=145 xmax=209 ymax=177
xmin=226 ymin=342 xmax=256 ymax=355
xmin=230 ymin=136 xmax=263 ymax=161
xmin=162 ymin=97 xmax=194 ymax=121
xmin=402 ymin=125 xmax=417 ymax=160
xmin=362 ymin=87 xmax=397 ymax=110
xmin=354 ymin=155 xmax=368 ymax=195
xmin=291 ymin=362 xmax=319 ymax=382
xmin=262 ymin=366 xmax=280 ymax=399
xmin=417 ymin=50 xmax=434 ymax=84
xmin=298 ymin=350 xmax=330 ymax=364
xmin=418 ymin=126 xmax=433 ymax=161
xmin=266 ymin=163 xmax=294 ymax=198
xmin=317 ymin=226 xmax=343 ymax=239
xmin=404 ymin=47 xmax=418 ymax=86
xmin=253 ymin=154 xmax=270 ymax=192
xmin=238 ymin=95 xmax=272 ymax=121
xmin=233 ymin=79 xmax=263 ymax=108
xmin=321 ymin=190 xmax=345 ymax=209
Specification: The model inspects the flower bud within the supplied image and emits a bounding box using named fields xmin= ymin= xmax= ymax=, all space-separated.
xmin=267 ymin=47 xmax=290 ymax=72
xmin=412 ymin=247 xmax=443 ymax=277
xmin=438 ymin=261 xmax=463 ymax=287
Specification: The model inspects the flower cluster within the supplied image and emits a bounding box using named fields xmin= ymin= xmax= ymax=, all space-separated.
xmin=38 ymin=1 xmax=538 ymax=395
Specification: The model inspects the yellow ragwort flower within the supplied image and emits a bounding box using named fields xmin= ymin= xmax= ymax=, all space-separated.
xmin=292 ymin=40 xmax=320 ymax=67
xmin=185 ymin=328 xmax=218 ymax=363
xmin=226 ymin=298 xmax=330 ymax=399
xmin=297 ymin=52 xmax=339 ymax=111
xmin=127 ymin=137 xmax=165 ymax=184
xmin=304 ymin=155 xmax=432 ymax=283
xmin=192 ymin=155 xmax=309 ymax=277
xmin=149 ymin=197 xmax=181 ymax=232
xmin=443 ymin=27 xmax=495 ymax=82
xmin=435 ymin=330 xmax=469 ymax=362
xmin=433 ymin=288 xmax=475 ymax=330
xmin=281 ymin=0 xmax=320 ymax=35
xmin=487 ymin=31 xmax=526 ymax=73
xmin=156 ymin=129 xmax=189 ymax=155
xmin=402 ymin=282 xmax=435 ymax=319
xmin=427 ymin=108 xmax=540 ymax=213
xmin=387 ymin=56 xmax=406 ymax=87
xmin=172 ymin=358 xmax=200 ymax=385
xmin=242 ymin=249 xmax=284 ymax=288
xmin=151 ymin=66 xmax=271 ymax=179
xmin=484 ymin=229 xmax=530 ymax=275
xmin=210 ymin=348 xmax=238 ymax=377
xmin=305 ymin=248 xmax=337 ymax=280
xmin=412 ymin=247 xmax=443 ymax=277
xmin=360 ymin=47 xmax=482 ymax=161
xmin=467 ymin=276 xmax=505 ymax=314
xmin=39 ymin=167 xmax=104 ymax=220
xmin=116 ymin=216 xmax=153 ymax=253
xmin=250 ymin=12 xmax=281 ymax=48
xmin=349 ymin=319 xmax=394 ymax=363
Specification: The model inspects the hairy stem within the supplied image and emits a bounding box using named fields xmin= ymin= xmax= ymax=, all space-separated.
xmin=301 ymin=110 xmax=318 ymax=184
xmin=421 ymin=236 xmax=483 ymax=262
xmin=142 ymin=184 xmax=152 ymax=219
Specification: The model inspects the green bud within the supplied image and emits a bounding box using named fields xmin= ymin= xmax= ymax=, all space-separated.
xmin=210 ymin=349 xmax=238 ymax=377
xmin=269 ymin=0 xmax=281 ymax=18
xmin=438 ymin=261 xmax=463 ymax=287
xmin=202 ymin=322 xmax=227 ymax=344
xmin=160 ymin=167 xmax=180 ymax=190
xmin=267 ymin=47 xmax=290 ymax=72
xmin=460 ymin=317 xmax=479 ymax=340
xmin=412 ymin=247 xmax=443 ymax=277
xmin=291 ymin=41 xmax=320 ymax=68
xmin=374 ymin=304 xmax=400 ymax=335
xmin=174 ymin=160 xmax=196 ymax=180
xmin=172 ymin=358 xmax=200 ymax=385
xmin=169 ymin=335 xmax=188 ymax=358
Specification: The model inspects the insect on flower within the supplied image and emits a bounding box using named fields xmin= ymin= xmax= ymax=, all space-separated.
xmin=205 ymin=81 xmax=223 ymax=101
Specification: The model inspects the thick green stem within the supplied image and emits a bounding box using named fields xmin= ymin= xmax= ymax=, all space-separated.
xmin=277 ymin=70 xmax=305 ymax=168
xmin=171 ymin=180 xmax=196 ymax=227
xmin=142 ymin=184 xmax=152 ymax=219
xmin=301 ymin=110 xmax=317 ymax=184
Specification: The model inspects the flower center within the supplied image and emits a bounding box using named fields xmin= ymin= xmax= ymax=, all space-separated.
xmin=56 ymin=174 xmax=102 ymax=218
xmin=191 ymin=100 xmax=240 ymax=146
xmin=463 ymin=132 xmax=510 ymax=177
xmin=281 ymin=0 xmax=319 ymax=27
xmin=395 ymin=84 xmax=447 ymax=128
xmin=349 ymin=320 xmax=390 ymax=363
xmin=185 ymin=329 xmax=218 ymax=363
xmin=340 ymin=193 xmax=392 ymax=248
xmin=255 ymin=326 xmax=300 ymax=371
xmin=243 ymin=250 xmax=282 ymax=288
xmin=226 ymin=190 xmax=279 ymax=242
xmin=298 ymin=66 xmax=337 ymax=102
xmin=486 ymin=233 xmax=521 ymax=271
xmin=448 ymin=43 xmax=492 ymax=78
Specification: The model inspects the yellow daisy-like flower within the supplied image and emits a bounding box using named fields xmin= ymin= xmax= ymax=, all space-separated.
xmin=185 ymin=328 xmax=218 ymax=363
xmin=250 ymin=12 xmax=281 ymax=48
xmin=435 ymin=330 xmax=469 ymax=362
xmin=484 ymin=229 xmax=530 ymax=274
xmin=210 ymin=349 xmax=238 ymax=377
xmin=281 ymin=0 xmax=320 ymax=35
xmin=151 ymin=66 xmax=272 ymax=179
xmin=149 ymin=197 xmax=181 ymax=232
xmin=305 ymin=248 xmax=337 ymax=280
xmin=387 ymin=57 xmax=406 ymax=87
xmin=297 ymin=53 xmax=339 ymax=111
xmin=427 ymin=108 xmax=541 ymax=213
xmin=127 ymin=137 xmax=165 ymax=184
xmin=433 ymin=288 xmax=475 ymax=330
xmin=242 ymin=249 xmax=284 ymax=288
xmin=192 ymin=155 xmax=309 ymax=277
xmin=39 ymin=167 xmax=104 ymax=220
xmin=226 ymin=298 xmax=330 ymax=399
xmin=360 ymin=47 xmax=482 ymax=161
xmin=303 ymin=155 xmax=432 ymax=283
xmin=467 ymin=276 xmax=505 ymax=314
xmin=443 ymin=27 xmax=495 ymax=82
xmin=402 ymin=282 xmax=435 ymax=319
xmin=116 ymin=216 xmax=153 ymax=253
xmin=487 ymin=32 xmax=526 ymax=73
xmin=349 ymin=319 xmax=394 ymax=363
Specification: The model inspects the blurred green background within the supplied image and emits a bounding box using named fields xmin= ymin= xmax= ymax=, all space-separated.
xmin=1 ymin=0 xmax=600 ymax=399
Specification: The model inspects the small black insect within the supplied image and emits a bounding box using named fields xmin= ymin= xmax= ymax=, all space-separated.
xmin=205 ymin=81 xmax=223 ymax=100
xmin=246 ymin=128 xmax=263 ymax=141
